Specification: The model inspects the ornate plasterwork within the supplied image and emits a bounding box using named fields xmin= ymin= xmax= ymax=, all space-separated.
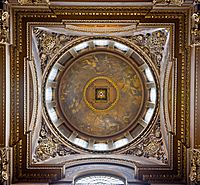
xmin=153 ymin=0 xmax=184 ymax=6
xmin=33 ymin=28 xmax=77 ymax=72
xmin=0 ymin=10 xmax=9 ymax=43
xmin=124 ymin=120 xmax=167 ymax=164
xmin=18 ymin=0 xmax=49 ymax=5
xmin=0 ymin=148 xmax=8 ymax=183
xmin=126 ymin=29 xmax=169 ymax=69
xmin=9 ymin=4 xmax=190 ymax=182
xmin=33 ymin=122 xmax=78 ymax=163
xmin=191 ymin=13 xmax=200 ymax=45
xmin=190 ymin=149 xmax=200 ymax=183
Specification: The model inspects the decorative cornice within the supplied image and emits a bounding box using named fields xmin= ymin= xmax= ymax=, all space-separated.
xmin=0 ymin=148 xmax=8 ymax=183
xmin=0 ymin=10 xmax=9 ymax=44
xmin=190 ymin=149 xmax=200 ymax=183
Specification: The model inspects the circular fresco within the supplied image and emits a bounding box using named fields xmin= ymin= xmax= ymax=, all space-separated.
xmin=58 ymin=51 xmax=144 ymax=137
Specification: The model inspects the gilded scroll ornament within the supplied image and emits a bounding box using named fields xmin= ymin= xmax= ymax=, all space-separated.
xmin=190 ymin=149 xmax=200 ymax=183
xmin=153 ymin=0 xmax=184 ymax=6
xmin=33 ymin=123 xmax=78 ymax=163
xmin=0 ymin=148 xmax=8 ymax=183
xmin=124 ymin=120 xmax=167 ymax=163
xmin=0 ymin=11 xmax=9 ymax=43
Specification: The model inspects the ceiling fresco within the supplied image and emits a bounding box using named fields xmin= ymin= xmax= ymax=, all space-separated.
xmin=58 ymin=51 xmax=144 ymax=137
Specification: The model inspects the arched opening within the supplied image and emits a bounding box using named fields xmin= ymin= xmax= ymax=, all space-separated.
xmin=74 ymin=173 xmax=126 ymax=185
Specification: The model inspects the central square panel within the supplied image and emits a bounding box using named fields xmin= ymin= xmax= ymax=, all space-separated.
xmin=95 ymin=88 xmax=108 ymax=101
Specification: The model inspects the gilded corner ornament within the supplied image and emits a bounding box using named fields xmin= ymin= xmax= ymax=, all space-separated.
xmin=190 ymin=149 xmax=200 ymax=183
xmin=0 ymin=148 xmax=8 ymax=183
xmin=0 ymin=10 xmax=9 ymax=43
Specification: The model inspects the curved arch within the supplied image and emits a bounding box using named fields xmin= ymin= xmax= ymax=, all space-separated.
xmin=74 ymin=172 xmax=126 ymax=185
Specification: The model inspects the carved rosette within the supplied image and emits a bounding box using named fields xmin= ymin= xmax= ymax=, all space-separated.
xmin=123 ymin=120 xmax=167 ymax=164
xmin=0 ymin=148 xmax=8 ymax=183
xmin=190 ymin=149 xmax=200 ymax=183
xmin=33 ymin=123 xmax=78 ymax=163
xmin=0 ymin=10 xmax=9 ymax=44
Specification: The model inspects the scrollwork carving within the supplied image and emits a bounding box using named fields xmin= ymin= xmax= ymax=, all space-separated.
xmin=0 ymin=148 xmax=8 ymax=183
xmin=190 ymin=149 xmax=200 ymax=183
xmin=33 ymin=28 xmax=77 ymax=72
xmin=126 ymin=29 xmax=169 ymax=69
xmin=0 ymin=10 xmax=9 ymax=43
xmin=33 ymin=123 xmax=78 ymax=163
xmin=123 ymin=120 xmax=167 ymax=163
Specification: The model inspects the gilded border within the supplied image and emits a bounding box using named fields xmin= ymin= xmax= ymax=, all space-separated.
xmin=0 ymin=44 xmax=6 ymax=147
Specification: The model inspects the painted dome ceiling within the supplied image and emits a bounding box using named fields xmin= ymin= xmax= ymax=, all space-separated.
xmin=43 ymin=39 xmax=158 ymax=151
